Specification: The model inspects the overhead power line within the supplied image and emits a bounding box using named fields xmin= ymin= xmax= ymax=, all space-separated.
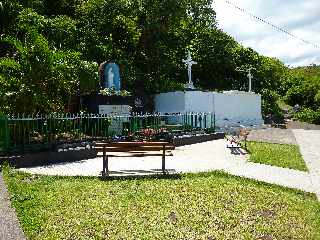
xmin=222 ymin=0 xmax=320 ymax=49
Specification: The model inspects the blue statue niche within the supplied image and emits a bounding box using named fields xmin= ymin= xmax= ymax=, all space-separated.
xmin=104 ymin=63 xmax=121 ymax=91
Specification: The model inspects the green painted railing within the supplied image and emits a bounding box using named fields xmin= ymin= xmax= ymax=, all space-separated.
xmin=0 ymin=112 xmax=215 ymax=154
xmin=0 ymin=113 xmax=9 ymax=153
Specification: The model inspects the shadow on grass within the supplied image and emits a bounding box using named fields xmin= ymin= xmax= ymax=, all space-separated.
xmin=99 ymin=169 xmax=182 ymax=181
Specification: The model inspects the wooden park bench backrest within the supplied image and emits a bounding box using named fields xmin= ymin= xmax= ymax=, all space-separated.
xmin=95 ymin=142 xmax=175 ymax=153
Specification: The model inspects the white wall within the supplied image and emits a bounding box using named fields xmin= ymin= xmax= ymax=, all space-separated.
xmin=154 ymin=91 xmax=214 ymax=113
xmin=185 ymin=91 xmax=214 ymax=113
xmin=154 ymin=91 xmax=185 ymax=113
xmin=213 ymin=91 xmax=263 ymax=127
xmin=154 ymin=90 xmax=263 ymax=128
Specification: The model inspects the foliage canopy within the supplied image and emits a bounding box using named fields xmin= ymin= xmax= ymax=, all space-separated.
xmin=0 ymin=0 xmax=318 ymax=119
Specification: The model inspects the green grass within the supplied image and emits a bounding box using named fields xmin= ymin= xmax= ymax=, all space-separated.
xmin=3 ymin=168 xmax=320 ymax=240
xmin=246 ymin=141 xmax=308 ymax=172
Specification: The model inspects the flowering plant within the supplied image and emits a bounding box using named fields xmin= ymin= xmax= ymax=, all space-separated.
xmin=141 ymin=128 xmax=157 ymax=140
xmin=100 ymin=87 xmax=131 ymax=97
xmin=132 ymin=128 xmax=172 ymax=142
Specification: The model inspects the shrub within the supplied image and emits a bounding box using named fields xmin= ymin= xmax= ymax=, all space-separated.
xmin=285 ymin=75 xmax=320 ymax=110
xmin=294 ymin=108 xmax=320 ymax=125
xmin=285 ymin=85 xmax=306 ymax=107
xmin=261 ymin=89 xmax=283 ymax=121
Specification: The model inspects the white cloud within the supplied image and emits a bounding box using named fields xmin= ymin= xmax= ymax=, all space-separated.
xmin=213 ymin=0 xmax=320 ymax=66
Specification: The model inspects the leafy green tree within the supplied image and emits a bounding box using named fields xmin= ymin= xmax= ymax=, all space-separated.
xmin=0 ymin=0 xmax=317 ymax=120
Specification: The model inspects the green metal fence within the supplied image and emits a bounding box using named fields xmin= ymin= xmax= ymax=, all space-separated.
xmin=0 ymin=113 xmax=9 ymax=153
xmin=0 ymin=112 xmax=215 ymax=154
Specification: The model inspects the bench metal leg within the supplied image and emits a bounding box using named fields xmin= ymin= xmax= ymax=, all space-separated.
xmin=162 ymin=144 xmax=166 ymax=174
xmin=103 ymin=156 xmax=109 ymax=177
xmin=102 ymin=146 xmax=109 ymax=177
xmin=105 ymin=156 xmax=109 ymax=177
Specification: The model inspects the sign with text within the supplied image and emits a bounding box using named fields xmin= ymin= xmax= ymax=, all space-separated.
xmin=99 ymin=105 xmax=130 ymax=115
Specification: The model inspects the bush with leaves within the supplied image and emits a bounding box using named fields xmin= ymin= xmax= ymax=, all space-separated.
xmin=261 ymin=89 xmax=283 ymax=122
xmin=0 ymin=32 xmax=98 ymax=113
xmin=294 ymin=108 xmax=320 ymax=125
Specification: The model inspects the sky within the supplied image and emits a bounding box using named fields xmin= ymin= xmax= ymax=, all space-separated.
xmin=214 ymin=0 xmax=320 ymax=67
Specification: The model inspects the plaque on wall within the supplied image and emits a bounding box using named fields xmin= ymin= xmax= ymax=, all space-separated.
xmin=99 ymin=105 xmax=130 ymax=115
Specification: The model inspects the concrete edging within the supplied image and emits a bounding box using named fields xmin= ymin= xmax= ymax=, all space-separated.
xmin=173 ymin=132 xmax=225 ymax=147
xmin=1 ymin=149 xmax=97 ymax=168
xmin=0 ymin=173 xmax=26 ymax=240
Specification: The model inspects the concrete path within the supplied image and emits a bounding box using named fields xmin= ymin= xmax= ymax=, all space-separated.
xmin=293 ymin=130 xmax=320 ymax=199
xmin=0 ymin=173 xmax=26 ymax=240
xmin=20 ymin=139 xmax=318 ymax=197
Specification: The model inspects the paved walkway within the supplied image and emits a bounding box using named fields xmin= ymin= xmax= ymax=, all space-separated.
xmin=0 ymin=173 xmax=26 ymax=240
xmin=293 ymin=130 xmax=320 ymax=199
xmin=20 ymin=139 xmax=318 ymax=198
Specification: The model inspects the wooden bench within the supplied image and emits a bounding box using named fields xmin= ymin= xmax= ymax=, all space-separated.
xmin=226 ymin=128 xmax=250 ymax=149
xmin=95 ymin=142 xmax=175 ymax=177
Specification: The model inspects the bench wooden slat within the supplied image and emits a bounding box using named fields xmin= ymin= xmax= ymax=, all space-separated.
xmin=95 ymin=146 xmax=175 ymax=152
xmin=97 ymin=152 xmax=173 ymax=157
xmin=95 ymin=142 xmax=171 ymax=147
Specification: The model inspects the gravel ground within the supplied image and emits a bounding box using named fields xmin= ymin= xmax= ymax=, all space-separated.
xmin=287 ymin=121 xmax=320 ymax=130
xmin=0 ymin=173 xmax=26 ymax=240
xmin=247 ymin=121 xmax=320 ymax=145
xmin=247 ymin=128 xmax=297 ymax=145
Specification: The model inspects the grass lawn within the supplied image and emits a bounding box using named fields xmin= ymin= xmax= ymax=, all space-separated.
xmin=3 ymin=167 xmax=320 ymax=240
xmin=246 ymin=141 xmax=308 ymax=172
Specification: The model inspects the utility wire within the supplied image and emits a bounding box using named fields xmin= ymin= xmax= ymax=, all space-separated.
xmin=222 ymin=0 xmax=320 ymax=49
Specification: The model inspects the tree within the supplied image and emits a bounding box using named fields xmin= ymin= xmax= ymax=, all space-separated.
xmin=1 ymin=0 xmax=315 ymax=119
